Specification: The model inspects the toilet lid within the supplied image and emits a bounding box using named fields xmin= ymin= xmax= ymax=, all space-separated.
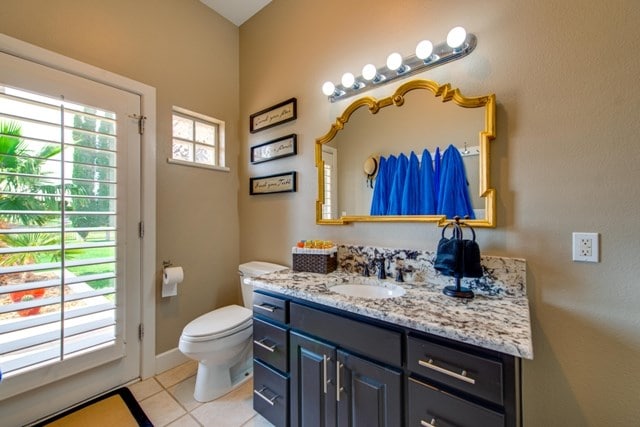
xmin=182 ymin=305 xmax=252 ymax=341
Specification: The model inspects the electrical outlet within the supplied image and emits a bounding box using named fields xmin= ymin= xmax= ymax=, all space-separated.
xmin=572 ymin=232 xmax=599 ymax=262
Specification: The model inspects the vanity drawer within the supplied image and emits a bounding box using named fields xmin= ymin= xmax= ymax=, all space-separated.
xmin=408 ymin=377 xmax=504 ymax=427
xmin=407 ymin=335 xmax=504 ymax=406
xmin=253 ymin=318 xmax=288 ymax=373
xmin=290 ymin=302 xmax=402 ymax=367
xmin=253 ymin=292 xmax=288 ymax=324
xmin=253 ymin=359 xmax=289 ymax=427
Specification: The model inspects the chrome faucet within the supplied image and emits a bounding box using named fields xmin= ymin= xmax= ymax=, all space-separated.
xmin=374 ymin=256 xmax=386 ymax=280
xmin=394 ymin=260 xmax=407 ymax=282
xmin=361 ymin=261 xmax=370 ymax=277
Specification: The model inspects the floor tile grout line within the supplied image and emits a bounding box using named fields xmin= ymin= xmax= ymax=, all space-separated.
xmin=164 ymin=374 xmax=205 ymax=423
xmin=135 ymin=368 xmax=267 ymax=427
xmin=159 ymin=377 xmax=194 ymax=427
xmin=136 ymin=378 xmax=189 ymax=427
xmin=160 ymin=373 xmax=208 ymax=427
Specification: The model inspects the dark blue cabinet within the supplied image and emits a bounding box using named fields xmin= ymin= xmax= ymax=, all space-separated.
xmin=289 ymin=303 xmax=402 ymax=427
xmin=290 ymin=331 xmax=337 ymax=427
xmin=336 ymin=350 xmax=402 ymax=427
xmin=253 ymin=293 xmax=290 ymax=427
xmin=253 ymin=291 xmax=521 ymax=427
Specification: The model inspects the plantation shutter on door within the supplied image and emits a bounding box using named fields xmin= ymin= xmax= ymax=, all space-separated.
xmin=0 ymin=85 xmax=123 ymax=377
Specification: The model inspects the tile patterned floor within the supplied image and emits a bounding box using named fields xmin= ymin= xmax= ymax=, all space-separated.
xmin=129 ymin=361 xmax=273 ymax=427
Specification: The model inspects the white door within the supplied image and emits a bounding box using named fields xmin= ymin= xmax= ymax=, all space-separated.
xmin=0 ymin=51 xmax=141 ymax=423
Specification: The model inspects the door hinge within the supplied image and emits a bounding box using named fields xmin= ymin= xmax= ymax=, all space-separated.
xmin=138 ymin=323 xmax=144 ymax=341
xmin=139 ymin=221 xmax=144 ymax=238
xmin=129 ymin=113 xmax=147 ymax=135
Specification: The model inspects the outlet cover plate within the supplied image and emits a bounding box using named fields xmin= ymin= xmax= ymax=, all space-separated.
xmin=572 ymin=232 xmax=599 ymax=262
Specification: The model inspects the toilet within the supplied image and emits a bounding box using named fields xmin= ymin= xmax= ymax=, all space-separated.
xmin=178 ymin=261 xmax=288 ymax=402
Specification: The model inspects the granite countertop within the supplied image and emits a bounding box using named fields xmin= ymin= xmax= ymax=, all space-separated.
xmin=249 ymin=269 xmax=533 ymax=359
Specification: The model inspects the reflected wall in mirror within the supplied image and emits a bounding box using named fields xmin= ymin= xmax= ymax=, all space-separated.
xmin=315 ymin=79 xmax=496 ymax=227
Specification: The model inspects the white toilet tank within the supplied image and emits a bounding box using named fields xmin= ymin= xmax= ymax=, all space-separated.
xmin=238 ymin=261 xmax=288 ymax=309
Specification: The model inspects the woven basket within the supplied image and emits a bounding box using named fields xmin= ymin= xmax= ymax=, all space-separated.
xmin=292 ymin=247 xmax=337 ymax=274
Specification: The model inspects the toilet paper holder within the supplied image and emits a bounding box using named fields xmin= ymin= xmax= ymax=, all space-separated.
xmin=162 ymin=260 xmax=172 ymax=269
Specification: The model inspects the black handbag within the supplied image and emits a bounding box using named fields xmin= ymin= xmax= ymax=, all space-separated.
xmin=434 ymin=223 xmax=463 ymax=277
xmin=461 ymin=226 xmax=483 ymax=278
xmin=434 ymin=221 xmax=483 ymax=278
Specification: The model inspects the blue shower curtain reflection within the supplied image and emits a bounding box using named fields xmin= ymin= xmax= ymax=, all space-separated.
xmin=369 ymin=145 xmax=474 ymax=219
xmin=388 ymin=153 xmax=408 ymax=215
xmin=437 ymin=144 xmax=475 ymax=219
xmin=401 ymin=151 xmax=420 ymax=215
xmin=419 ymin=148 xmax=436 ymax=214
xmin=370 ymin=156 xmax=388 ymax=215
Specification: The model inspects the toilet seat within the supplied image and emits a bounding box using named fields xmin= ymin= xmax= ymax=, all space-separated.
xmin=181 ymin=305 xmax=252 ymax=343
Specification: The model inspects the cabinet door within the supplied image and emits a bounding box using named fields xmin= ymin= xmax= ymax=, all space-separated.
xmin=336 ymin=350 xmax=402 ymax=427
xmin=290 ymin=331 xmax=337 ymax=427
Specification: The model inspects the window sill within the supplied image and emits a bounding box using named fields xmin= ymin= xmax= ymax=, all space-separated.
xmin=167 ymin=158 xmax=230 ymax=172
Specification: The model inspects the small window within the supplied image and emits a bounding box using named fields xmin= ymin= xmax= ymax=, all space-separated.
xmin=170 ymin=107 xmax=226 ymax=170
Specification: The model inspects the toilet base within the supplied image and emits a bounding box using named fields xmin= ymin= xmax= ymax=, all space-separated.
xmin=193 ymin=343 xmax=253 ymax=402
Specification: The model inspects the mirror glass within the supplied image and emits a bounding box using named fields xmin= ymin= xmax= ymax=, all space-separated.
xmin=316 ymin=79 xmax=496 ymax=227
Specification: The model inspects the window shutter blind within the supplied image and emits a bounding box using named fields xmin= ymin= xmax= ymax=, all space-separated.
xmin=0 ymin=85 xmax=119 ymax=376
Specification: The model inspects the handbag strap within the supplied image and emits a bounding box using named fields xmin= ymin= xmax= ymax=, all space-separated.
xmin=442 ymin=221 xmax=465 ymax=241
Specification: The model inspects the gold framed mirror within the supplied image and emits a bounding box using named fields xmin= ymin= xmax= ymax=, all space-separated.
xmin=315 ymin=79 xmax=496 ymax=227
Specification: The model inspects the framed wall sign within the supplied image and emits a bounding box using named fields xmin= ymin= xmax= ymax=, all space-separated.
xmin=251 ymin=134 xmax=297 ymax=164
xmin=250 ymin=171 xmax=297 ymax=195
xmin=249 ymin=97 xmax=297 ymax=133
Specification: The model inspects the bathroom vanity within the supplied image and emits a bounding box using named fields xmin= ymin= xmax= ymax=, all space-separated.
xmin=249 ymin=245 xmax=533 ymax=427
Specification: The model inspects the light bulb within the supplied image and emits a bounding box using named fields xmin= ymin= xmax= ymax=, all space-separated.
xmin=341 ymin=72 xmax=355 ymax=88
xmin=386 ymin=52 xmax=403 ymax=71
xmin=415 ymin=40 xmax=434 ymax=60
xmin=362 ymin=64 xmax=377 ymax=81
xmin=447 ymin=26 xmax=467 ymax=49
xmin=322 ymin=81 xmax=336 ymax=96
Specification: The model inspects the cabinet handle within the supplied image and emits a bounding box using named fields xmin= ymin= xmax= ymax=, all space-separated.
xmin=253 ymin=338 xmax=277 ymax=353
xmin=418 ymin=358 xmax=476 ymax=385
xmin=254 ymin=387 xmax=279 ymax=406
xmin=420 ymin=418 xmax=437 ymax=427
xmin=253 ymin=303 xmax=277 ymax=312
xmin=336 ymin=361 xmax=344 ymax=402
xmin=323 ymin=355 xmax=329 ymax=394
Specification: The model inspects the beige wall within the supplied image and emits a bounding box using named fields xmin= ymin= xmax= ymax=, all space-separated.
xmin=3 ymin=0 xmax=640 ymax=424
xmin=1 ymin=0 xmax=241 ymax=354
xmin=240 ymin=0 xmax=640 ymax=425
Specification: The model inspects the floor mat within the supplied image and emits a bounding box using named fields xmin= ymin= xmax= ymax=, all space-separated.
xmin=33 ymin=387 xmax=153 ymax=427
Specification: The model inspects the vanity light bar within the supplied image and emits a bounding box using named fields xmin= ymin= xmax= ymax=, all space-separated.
xmin=322 ymin=27 xmax=477 ymax=103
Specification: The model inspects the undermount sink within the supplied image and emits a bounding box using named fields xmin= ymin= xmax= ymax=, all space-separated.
xmin=330 ymin=283 xmax=406 ymax=299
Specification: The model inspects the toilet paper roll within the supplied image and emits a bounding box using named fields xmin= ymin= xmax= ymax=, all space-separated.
xmin=162 ymin=266 xmax=184 ymax=297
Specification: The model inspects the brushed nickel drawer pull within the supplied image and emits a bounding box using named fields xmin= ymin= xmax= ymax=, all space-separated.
xmin=421 ymin=419 xmax=437 ymax=427
xmin=418 ymin=358 xmax=476 ymax=385
xmin=323 ymin=354 xmax=329 ymax=394
xmin=336 ymin=361 xmax=343 ymax=402
xmin=253 ymin=303 xmax=277 ymax=312
xmin=254 ymin=387 xmax=279 ymax=406
xmin=253 ymin=338 xmax=277 ymax=352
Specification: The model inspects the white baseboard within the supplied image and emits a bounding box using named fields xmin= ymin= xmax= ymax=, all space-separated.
xmin=155 ymin=348 xmax=190 ymax=375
